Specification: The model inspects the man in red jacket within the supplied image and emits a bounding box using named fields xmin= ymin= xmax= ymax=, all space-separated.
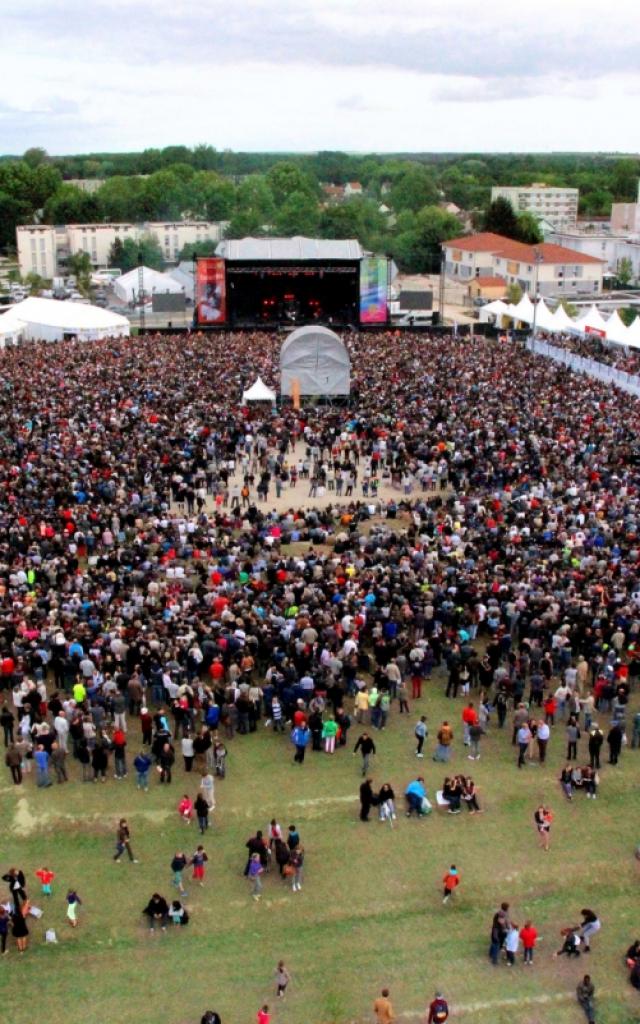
xmin=427 ymin=991 xmax=449 ymax=1022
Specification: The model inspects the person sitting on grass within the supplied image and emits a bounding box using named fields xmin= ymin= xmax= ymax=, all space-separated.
xmin=405 ymin=776 xmax=426 ymax=817
xmin=143 ymin=893 xmax=169 ymax=932
xmin=170 ymin=899 xmax=189 ymax=926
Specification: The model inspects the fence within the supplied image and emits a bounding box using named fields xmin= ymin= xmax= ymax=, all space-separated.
xmin=527 ymin=338 xmax=640 ymax=398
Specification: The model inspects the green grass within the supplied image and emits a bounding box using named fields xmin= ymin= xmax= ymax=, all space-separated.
xmin=2 ymin=676 xmax=640 ymax=1024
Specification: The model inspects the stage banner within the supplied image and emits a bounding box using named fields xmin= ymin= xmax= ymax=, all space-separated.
xmin=359 ymin=257 xmax=388 ymax=324
xmin=196 ymin=258 xmax=227 ymax=324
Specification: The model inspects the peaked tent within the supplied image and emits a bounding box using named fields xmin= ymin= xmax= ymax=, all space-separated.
xmin=532 ymin=298 xmax=557 ymax=332
xmin=605 ymin=310 xmax=630 ymax=346
xmin=241 ymin=377 xmax=276 ymax=404
xmin=573 ymin=304 xmax=609 ymax=336
xmin=478 ymin=300 xmax=509 ymax=323
xmin=113 ymin=266 xmax=184 ymax=303
xmin=0 ymin=306 xmax=27 ymax=346
xmin=624 ymin=315 xmax=640 ymax=349
xmin=549 ymin=304 xmax=575 ymax=332
xmin=511 ymin=293 xmax=535 ymax=325
xmin=280 ymin=326 xmax=350 ymax=397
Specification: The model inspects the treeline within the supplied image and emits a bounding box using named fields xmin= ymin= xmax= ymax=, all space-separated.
xmin=1 ymin=146 xmax=638 ymax=273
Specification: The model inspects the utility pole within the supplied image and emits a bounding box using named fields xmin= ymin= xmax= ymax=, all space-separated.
xmin=138 ymin=250 xmax=145 ymax=335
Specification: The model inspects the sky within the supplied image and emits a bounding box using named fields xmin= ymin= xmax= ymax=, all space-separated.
xmin=2 ymin=0 xmax=640 ymax=155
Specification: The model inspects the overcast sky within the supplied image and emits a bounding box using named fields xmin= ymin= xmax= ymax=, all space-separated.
xmin=2 ymin=0 xmax=639 ymax=155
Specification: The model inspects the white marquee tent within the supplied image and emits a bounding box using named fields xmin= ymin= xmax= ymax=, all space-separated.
xmin=572 ymin=304 xmax=609 ymax=335
xmin=604 ymin=310 xmax=630 ymax=346
xmin=114 ymin=266 xmax=184 ymax=304
xmin=241 ymin=377 xmax=276 ymax=404
xmin=280 ymin=326 xmax=350 ymax=397
xmin=0 ymin=306 xmax=27 ymax=346
xmin=0 ymin=297 xmax=129 ymax=342
xmin=624 ymin=315 xmax=640 ymax=348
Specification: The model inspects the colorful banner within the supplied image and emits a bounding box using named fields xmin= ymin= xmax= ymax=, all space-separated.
xmin=196 ymin=258 xmax=226 ymax=325
xmin=359 ymin=257 xmax=388 ymax=324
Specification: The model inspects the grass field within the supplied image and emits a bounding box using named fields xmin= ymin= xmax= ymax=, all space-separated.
xmin=2 ymin=672 xmax=640 ymax=1024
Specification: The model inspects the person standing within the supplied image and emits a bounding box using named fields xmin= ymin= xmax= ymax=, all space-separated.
xmin=291 ymin=723 xmax=310 ymax=764
xmin=50 ymin=742 xmax=68 ymax=784
xmin=442 ymin=865 xmax=460 ymax=905
xmin=113 ymin=818 xmax=138 ymax=863
xmin=171 ymin=852 xmax=188 ymax=896
xmin=10 ymin=904 xmax=29 ymax=953
xmin=534 ymin=805 xmax=552 ymax=851
xmin=373 ymin=988 xmax=395 ymax=1024
xmin=289 ymin=845 xmax=304 ymax=892
xmin=536 ymin=719 xmax=550 ymax=762
xmin=200 ymin=769 xmax=215 ymax=809
xmin=566 ymin=717 xmax=580 ymax=761
xmin=607 ymin=722 xmax=623 ymax=765
xmin=415 ymin=716 xmax=427 ymax=758
xmin=34 ymin=744 xmax=52 ymax=788
xmin=520 ymin=920 xmax=538 ymax=964
xmin=576 ymin=975 xmax=596 ymax=1024
xmin=248 ymin=853 xmax=264 ymax=901
xmin=489 ymin=904 xmax=510 ymax=965
xmin=66 ymin=889 xmax=82 ymax=928
xmin=256 ymin=1006 xmax=270 ymax=1024
xmin=191 ymin=845 xmax=208 ymax=887
xmin=427 ymin=991 xmax=449 ymax=1022
xmin=516 ymin=722 xmax=532 ymax=768
xmin=359 ymin=778 xmax=374 ymax=822
xmin=134 ymin=750 xmax=152 ymax=790
xmin=275 ymin=960 xmax=291 ymax=999
xmin=322 ymin=716 xmax=338 ymax=754
xmin=5 ymin=743 xmax=22 ymax=784
xmin=353 ymin=733 xmax=376 ymax=776
xmin=433 ymin=721 xmax=453 ymax=762
xmin=588 ymin=724 xmax=604 ymax=769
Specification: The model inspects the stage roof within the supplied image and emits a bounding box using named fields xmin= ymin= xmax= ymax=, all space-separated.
xmin=216 ymin=236 xmax=364 ymax=261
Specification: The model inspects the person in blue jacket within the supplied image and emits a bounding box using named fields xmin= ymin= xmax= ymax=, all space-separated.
xmin=291 ymin=724 xmax=310 ymax=764
xmin=405 ymin=776 xmax=426 ymax=816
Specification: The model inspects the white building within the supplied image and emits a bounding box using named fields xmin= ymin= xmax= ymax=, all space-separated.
xmin=491 ymin=183 xmax=579 ymax=228
xmin=549 ymin=229 xmax=640 ymax=283
xmin=443 ymin=232 xmax=604 ymax=297
xmin=17 ymin=220 xmax=226 ymax=278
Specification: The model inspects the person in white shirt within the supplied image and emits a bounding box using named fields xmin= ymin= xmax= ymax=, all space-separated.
xmin=54 ymin=711 xmax=69 ymax=752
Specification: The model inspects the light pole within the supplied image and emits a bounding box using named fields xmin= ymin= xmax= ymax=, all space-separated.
xmin=529 ymin=248 xmax=543 ymax=349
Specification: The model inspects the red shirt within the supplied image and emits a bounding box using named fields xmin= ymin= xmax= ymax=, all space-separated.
xmin=520 ymin=925 xmax=538 ymax=949
xmin=257 ymin=1012 xmax=270 ymax=1024
xmin=462 ymin=707 xmax=478 ymax=725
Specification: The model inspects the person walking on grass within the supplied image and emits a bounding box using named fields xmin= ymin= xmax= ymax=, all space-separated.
xmin=415 ymin=716 xmax=427 ymax=758
xmin=134 ymin=750 xmax=152 ymax=790
xmin=66 ymin=889 xmax=82 ymax=928
xmin=354 ymin=732 xmax=376 ymax=776
xmin=248 ymin=852 xmax=264 ymax=901
xmin=191 ymin=845 xmax=208 ymax=887
xmin=114 ymin=818 xmax=138 ymax=863
xmin=442 ymin=865 xmax=460 ymax=905
xmin=373 ymin=987 xmax=395 ymax=1024
xmin=576 ymin=975 xmax=596 ymax=1024
xmin=35 ymin=866 xmax=55 ymax=897
xmin=275 ymin=960 xmax=291 ymax=999
xmin=427 ymin=991 xmax=449 ymax=1022
xmin=360 ymin=777 xmax=374 ymax=822
xmin=322 ymin=715 xmax=338 ymax=754
xmin=289 ymin=845 xmax=304 ymax=892
xmin=171 ymin=852 xmax=188 ymax=896
xmin=195 ymin=793 xmax=210 ymax=834
xmin=534 ymin=805 xmax=553 ymax=851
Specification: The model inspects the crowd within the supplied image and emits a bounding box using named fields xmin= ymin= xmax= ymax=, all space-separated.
xmin=2 ymin=327 xmax=640 ymax=1017
xmin=536 ymin=330 xmax=640 ymax=376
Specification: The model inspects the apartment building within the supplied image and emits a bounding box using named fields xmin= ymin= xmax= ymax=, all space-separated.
xmin=442 ymin=232 xmax=604 ymax=297
xmin=17 ymin=220 xmax=225 ymax=278
xmin=491 ymin=183 xmax=579 ymax=228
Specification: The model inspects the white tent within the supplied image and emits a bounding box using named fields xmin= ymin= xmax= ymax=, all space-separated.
xmin=478 ymin=300 xmax=509 ymax=323
xmin=511 ymin=293 xmax=535 ymax=325
xmin=550 ymin=303 xmax=575 ymax=332
xmin=241 ymin=377 xmax=276 ymax=404
xmin=113 ymin=266 xmax=184 ymax=303
xmin=280 ymin=326 xmax=350 ymax=397
xmin=605 ymin=310 xmax=630 ymax=346
xmin=168 ymin=265 xmax=195 ymax=302
xmin=573 ymin=304 xmax=609 ymax=336
xmin=0 ymin=306 xmax=27 ymax=346
xmin=624 ymin=315 xmax=640 ymax=349
xmin=4 ymin=297 xmax=129 ymax=342
xmin=532 ymin=298 xmax=558 ymax=332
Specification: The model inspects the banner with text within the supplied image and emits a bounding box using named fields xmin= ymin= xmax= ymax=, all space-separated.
xmin=196 ymin=258 xmax=227 ymax=325
xmin=359 ymin=257 xmax=388 ymax=324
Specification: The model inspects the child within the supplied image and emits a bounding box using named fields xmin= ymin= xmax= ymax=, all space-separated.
xmin=505 ymin=923 xmax=520 ymax=965
xmin=170 ymin=899 xmax=189 ymax=926
xmin=257 ymin=1006 xmax=270 ymax=1024
xmin=248 ymin=852 xmax=264 ymax=901
xmin=289 ymin=846 xmax=304 ymax=892
xmin=171 ymin=852 xmax=188 ymax=895
xmin=66 ymin=889 xmax=82 ymax=928
xmin=275 ymin=960 xmax=291 ymax=998
xmin=191 ymin=845 xmax=208 ymax=887
xmin=178 ymin=794 xmax=194 ymax=824
xmin=35 ymin=866 xmax=55 ymax=896
xmin=520 ymin=919 xmax=538 ymax=964
xmin=442 ymin=865 xmax=460 ymax=905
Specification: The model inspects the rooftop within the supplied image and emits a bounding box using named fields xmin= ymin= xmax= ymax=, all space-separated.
xmin=444 ymin=232 xmax=604 ymax=265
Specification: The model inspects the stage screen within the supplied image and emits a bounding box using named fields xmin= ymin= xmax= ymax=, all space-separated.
xmin=359 ymin=257 xmax=388 ymax=324
xmin=196 ymin=258 xmax=227 ymax=325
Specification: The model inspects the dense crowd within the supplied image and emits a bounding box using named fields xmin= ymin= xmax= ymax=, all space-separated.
xmin=2 ymin=328 xmax=640 ymax=1016
xmin=536 ymin=330 xmax=640 ymax=376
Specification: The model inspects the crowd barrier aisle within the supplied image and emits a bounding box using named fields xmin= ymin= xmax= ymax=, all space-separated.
xmin=526 ymin=339 xmax=640 ymax=398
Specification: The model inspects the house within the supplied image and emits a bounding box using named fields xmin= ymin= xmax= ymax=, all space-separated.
xmin=468 ymin=276 xmax=507 ymax=301
xmin=442 ymin=232 xmax=604 ymax=297
xmin=344 ymin=182 xmax=363 ymax=197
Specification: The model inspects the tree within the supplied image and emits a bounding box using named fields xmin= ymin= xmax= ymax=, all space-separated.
xmin=178 ymin=240 xmax=219 ymax=261
xmin=23 ymin=147 xmax=49 ymax=168
xmin=186 ymin=171 xmax=235 ymax=221
xmin=560 ymin=299 xmax=578 ymax=317
xmin=484 ymin=197 xmax=520 ymax=239
xmin=108 ymin=237 xmax=125 ymax=270
xmin=267 ymin=162 xmax=317 ymax=205
xmin=616 ymin=257 xmax=634 ymax=287
xmin=68 ymin=251 xmax=93 ymax=296
xmin=274 ymin=191 xmax=320 ymax=236
xmin=391 ymin=206 xmax=462 ymax=273
xmin=43 ymin=184 xmax=100 ymax=224
xmin=389 ymin=165 xmax=439 ymax=213
xmin=110 ymin=235 xmax=164 ymax=274
xmin=25 ymin=272 xmax=49 ymax=294
xmin=516 ymin=212 xmax=543 ymax=244
xmin=611 ymin=158 xmax=639 ymax=201
xmin=506 ymin=283 xmax=522 ymax=304
xmin=620 ymin=307 xmax=637 ymax=327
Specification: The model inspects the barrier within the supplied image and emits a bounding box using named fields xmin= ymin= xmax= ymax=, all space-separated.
xmin=527 ymin=339 xmax=640 ymax=398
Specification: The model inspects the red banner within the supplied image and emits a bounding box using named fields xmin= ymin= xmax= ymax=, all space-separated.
xmin=196 ymin=258 xmax=226 ymax=325
xmin=585 ymin=326 xmax=606 ymax=338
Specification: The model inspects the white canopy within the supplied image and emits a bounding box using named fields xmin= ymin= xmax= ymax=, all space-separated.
xmin=624 ymin=315 xmax=640 ymax=349
xmin=550 ymin=304 xmax=575 ymax=332
xmin=113 ymin=266 xmax=184 ymax=303
xmin=0 ymin=306 xmax=27 ymax=345
xmin=478 ymin=299 xmax=509 ymax=323
xmin=280 ymin=326 xmax=351 ymax=397
xmin=604 ymin=310 xmax=630 ymax=346
xmin=573 ymin=304 xmax=609 ymax=335
xmin=532 ymin=298 xmax=557 ymax=332
xmin=241 ymin=377 xmax=276 ymax=404
xmin=4 ymin=297 xmax=129 ymax=342
xmin=510 ymin=293 xmax=535 ymax=324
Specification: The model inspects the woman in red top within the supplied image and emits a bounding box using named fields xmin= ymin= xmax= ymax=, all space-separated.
xmin=519 ymin=920 xmax=538 ymax=964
